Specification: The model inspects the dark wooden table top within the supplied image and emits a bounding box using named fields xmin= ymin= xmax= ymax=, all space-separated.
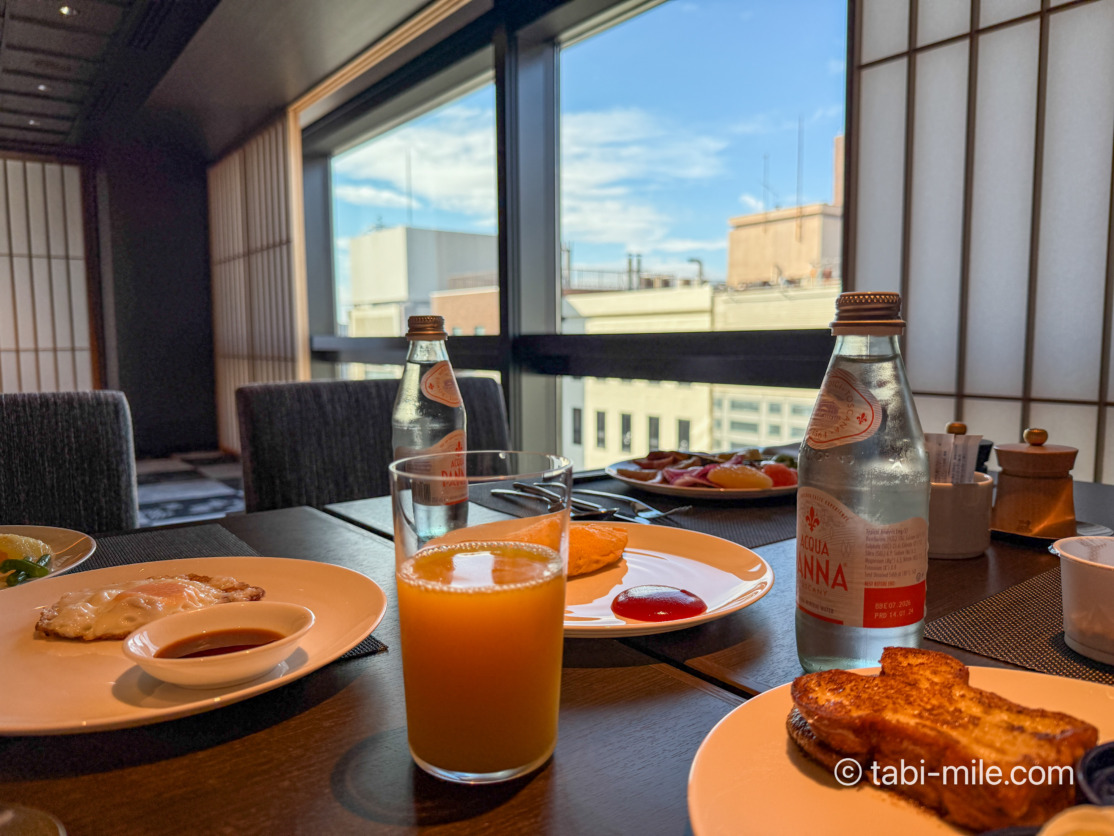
xmin=7 ymin=479 xmax=1112 ymax=834
xmin=326 ymin=481 xmax=1114 ymax=695
xmin=1 ymin=507 xmax=741 ymax=835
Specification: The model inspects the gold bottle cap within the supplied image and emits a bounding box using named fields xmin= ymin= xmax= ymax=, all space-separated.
xmin=831 ymin=291 xmax=905 ymax=335
xmin=405 ymin=315 xmax=447 ymax=341
xmin=946 ymin=422 xmax=967 ymax=435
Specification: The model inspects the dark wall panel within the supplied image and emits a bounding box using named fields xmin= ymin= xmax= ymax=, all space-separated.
xmin=100 ymin=131 xmax=216 ymax=457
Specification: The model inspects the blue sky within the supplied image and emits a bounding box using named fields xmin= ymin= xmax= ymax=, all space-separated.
xmin=331 ymin=0 xmax=846 ymax=298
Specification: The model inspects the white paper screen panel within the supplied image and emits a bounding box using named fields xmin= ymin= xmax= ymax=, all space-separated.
xmin=860 ymin=0 xmax=909 ymax=64
xmin=1032 ymin=0 xmax=1114 ymax=402
xmin=965 ymin=20 xmax=1038 ymax=398
xmin=208 ymin=119 xmax=303 ymax=452
xmin=912 ymin=394 xmax=957 ymax=436
xmin=917 ymin=0 xmax=969 ymax=48
xmin=980 ymin=0 xmax=1039 ymax=28
xmin=905 ymin=41 xmax=967 ymax=394
xmin=854 ymin=60 xmax=906 ymax=294
xmin=1031 ymin=401 xmax=1097 ymax=481
xmin=962 ymin=399 xmax=1023 ymax=467
xmin=0 ymin=156 xmax=92 ymax=393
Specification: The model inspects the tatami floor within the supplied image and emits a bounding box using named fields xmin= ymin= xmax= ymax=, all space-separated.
xmin=135 ymin=452 xmax=244 ymax=527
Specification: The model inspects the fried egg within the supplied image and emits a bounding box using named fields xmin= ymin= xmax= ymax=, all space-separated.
xmin=35 ymin=574 xmax=265 ymax=641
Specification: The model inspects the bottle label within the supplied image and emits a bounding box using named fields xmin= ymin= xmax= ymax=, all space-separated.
xmin=796 ymin=486 xmax=927 ymax=628
xmin=403 ymin=429 xmax=468 ymax=505
xmin=420 ymin=361 xmax=463 ymax=407
xmin=804 ymin=368 xmax=882 ymax=450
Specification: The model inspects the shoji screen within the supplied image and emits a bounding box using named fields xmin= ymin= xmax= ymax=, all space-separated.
xmin=208 ymin=120 xmax=308 ymax=453
xmin=849 ymin=0 xmax=1114 ymax=481
xmin=0 ymin=157 xmax=93 ymax=393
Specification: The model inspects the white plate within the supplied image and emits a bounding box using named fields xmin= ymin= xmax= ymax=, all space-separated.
xmin=688 ymin=667 xmax=1114 ymax=836
xmin=0 ymin=525 xmax=95 ymax=588
xmin=565 ymin=523 xmax=773 ymax=637
xmin=606 ymin=461 xmax=798 ymax=500
xmin=0 ymin=556 xmax=387 ymax=735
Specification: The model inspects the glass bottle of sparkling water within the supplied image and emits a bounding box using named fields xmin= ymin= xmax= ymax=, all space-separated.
xmin=392 ymin=315 xmax=468 ymax=539
xmin=795 ymin=291 xmax=929 ymax=673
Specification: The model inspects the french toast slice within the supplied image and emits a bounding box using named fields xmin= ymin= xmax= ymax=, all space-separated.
xmin=789 ymin=647 xmax=1099 ymax=832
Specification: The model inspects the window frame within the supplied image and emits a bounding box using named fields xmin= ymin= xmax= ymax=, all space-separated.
xmin=302 ymin=0 xmax=842 ymax=454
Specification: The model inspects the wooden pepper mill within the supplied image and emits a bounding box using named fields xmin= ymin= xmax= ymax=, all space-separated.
xmin=991 ymin=428 xmax=1077 ymax=538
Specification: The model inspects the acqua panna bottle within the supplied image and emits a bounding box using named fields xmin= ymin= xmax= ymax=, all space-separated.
xmin=391 ymin=315 xmax=468 ymax=538
xmin=795 ymin=291 xmax=929 ymax=673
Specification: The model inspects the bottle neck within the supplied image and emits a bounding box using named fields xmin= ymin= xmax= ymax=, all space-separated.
xmin=832 ymin=332 xmax=903 ymax=359
xmin=405 ymin=338 xmax=450 ymax=363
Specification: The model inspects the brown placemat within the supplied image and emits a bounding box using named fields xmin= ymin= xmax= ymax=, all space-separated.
xmin=925 ymin=568 xmax=1114 ymax=684
xmin=74 ymin=524 xmax=386 ymax=659
xmin=474 ymin=477 xmax=799 ymax=549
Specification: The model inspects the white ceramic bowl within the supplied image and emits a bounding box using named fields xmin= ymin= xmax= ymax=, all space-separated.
xmin=1051 ymin=536 xmax=1114 ymax=665
xmin=122 ymin=601 xmax=315 ymax=689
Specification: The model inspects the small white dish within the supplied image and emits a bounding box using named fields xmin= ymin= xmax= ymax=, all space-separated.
xmin=1050 ymin=536 xmax=1114 ymax=666
xmin=123 ymin=601 xmax=314 ymax=689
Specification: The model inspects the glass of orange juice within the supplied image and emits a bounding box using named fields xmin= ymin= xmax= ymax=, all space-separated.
xmin=389 ymin=450 xmax=572 ymax=784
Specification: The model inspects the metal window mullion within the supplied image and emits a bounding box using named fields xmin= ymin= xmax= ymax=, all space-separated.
xmin=954 ymin=1 xmax=981 ymax=421
xmin=498 ymin=25 xmax=560 ymax=453
xmin=1095 ymin=19 xmax=1114 ymax=483
xmin=899 ymin=0 xmax=918 ymax=343
xmin=1020 ymin=1 xmax=1052 ymax=438
xmin=843 ymin=0 xmax=862 ymax=290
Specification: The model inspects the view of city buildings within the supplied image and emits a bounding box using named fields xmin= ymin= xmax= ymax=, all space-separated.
xmin=340 ymin=169 xmax=843 ymax=469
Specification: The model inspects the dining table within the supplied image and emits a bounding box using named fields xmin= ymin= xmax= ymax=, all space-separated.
xmin=3 ymin=476 xmax=1114 ymax=835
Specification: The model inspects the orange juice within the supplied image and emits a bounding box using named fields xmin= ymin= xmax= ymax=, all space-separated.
xmin=396 ymin=540 xmax=566 ymax=781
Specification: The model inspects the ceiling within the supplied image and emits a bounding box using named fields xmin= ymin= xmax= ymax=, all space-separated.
xmin=0 ymin=0 xmax=439 ymax=161
xmin=0 ymin=0 xmax=219 ymax=153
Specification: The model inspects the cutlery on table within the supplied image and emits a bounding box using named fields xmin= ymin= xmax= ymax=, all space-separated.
xmin=490 ymin=488 xmax=635 ymax=522
xmin=506 ymin=483 xmax=648 ymax=524
xmin=567 ymin=487 xmax=691 ymax=523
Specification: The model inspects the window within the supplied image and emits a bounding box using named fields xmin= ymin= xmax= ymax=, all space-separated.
xmin=559 ymin=0 xmax=844 ymax=340
xmin=572 ymin=407 xmax=582 ymax=445
xmin=732 ymin=400 xmax=760 ymax=412
xmin=304 ymin=0 xmax=844 ymax=460
xmin=791 ymin=404 xmax=812 ymax=417
xmin=731 ymin=421 xmax=760 ymax=434
xmin=768 ymin=423 xmax=782 ymax=436
xmin=621 ymin=413 xmax=632 ymax=452
xmin=768 ymin=403 xmax=782 ymax=414
xmin=648 ymin=415 xmax=660 ymax=449
xmin=330 ymin=74 xmax=497 ymax=341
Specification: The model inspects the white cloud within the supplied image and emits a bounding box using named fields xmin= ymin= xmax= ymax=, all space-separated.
xmin=649 ymin=237 xmax=727 ymax=253
xmin=333 ymin=103 xmax=497 ymax=219
xmin=561 ymin=107 xmax=728 ymax=251
xmin=828 ymin=58 xmax=846 ymax=76
xmin=334 ymin=184 xmax=416 ymax=209
xmin=739 ymin=193 xmax=765 ymax=211
xmin=333 ymin=102 xmax=730 ymax=255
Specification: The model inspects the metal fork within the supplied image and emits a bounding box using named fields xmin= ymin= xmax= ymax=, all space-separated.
xmin=569 ymin=488 xmax=691 ymax=523
xmin=491 ymin=488 xmax=632 ymax=522
xmin=528 ymin=483 xmax=690 ymax=523
xmin=509 ymin=483 xmax=648 ymax=524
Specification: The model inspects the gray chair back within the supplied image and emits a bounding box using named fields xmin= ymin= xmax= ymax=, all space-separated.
xmin=0 ymin=390 xmax=139 ymax=534
xmin=236 ymin=376 xmax=510 ymax=512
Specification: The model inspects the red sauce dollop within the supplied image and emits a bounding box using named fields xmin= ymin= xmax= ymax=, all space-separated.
xmin=611 ymin=585 xmax=708 ymax=622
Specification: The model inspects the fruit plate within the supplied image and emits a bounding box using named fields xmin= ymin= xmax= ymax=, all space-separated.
xmin=605 ymin=461 xmax=798 ymax=500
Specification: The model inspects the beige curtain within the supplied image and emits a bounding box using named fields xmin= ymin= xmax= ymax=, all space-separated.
xmin=208 ymin=119 xmax=309 ymax=454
